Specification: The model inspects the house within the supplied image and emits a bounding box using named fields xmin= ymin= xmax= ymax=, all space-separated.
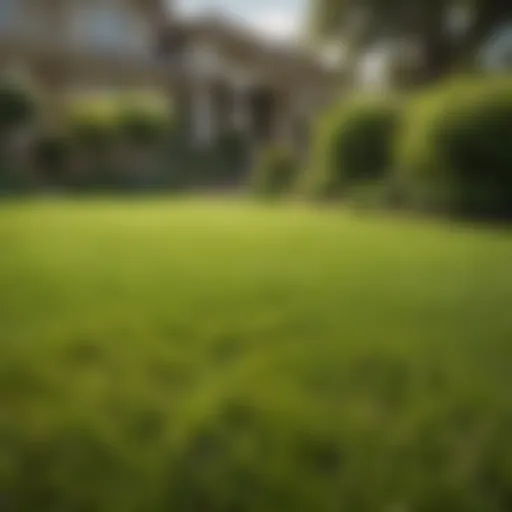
xmin=0 ymin=0 xmax=340 ymax=154
xmin=0 ymin=1 xmax=170 ymax=119
xmin=162 ymin=15 xmax=342 ymax=153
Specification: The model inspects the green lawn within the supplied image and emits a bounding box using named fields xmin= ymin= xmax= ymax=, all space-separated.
xmin=1 ymin=198 xmax=512 ymax=511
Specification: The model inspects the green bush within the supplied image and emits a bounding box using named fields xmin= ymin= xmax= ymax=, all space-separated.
xmin=32 ymin=133 xmax=71 ymax=183
xmin=0 ymin=78 xmax=36 ymax=133
xmin=308 ymin=97 xmax=401 ymax=198
xmin=397 ymin=77 xmax=512 ymax=217
xmin=118 ymin=106 xmax=171 ymax=148
xmin=68 ymin=95 xmax=174 ymax=153
xmin=63 ymin=95 xmax=179 ymax=192
xmin=252 ymin=146 xmax=297 ymax=197
xmin=69 ymin=116 xmax=118 ymax=155
xmin=0 ymin=79 xmax=37 ymax=180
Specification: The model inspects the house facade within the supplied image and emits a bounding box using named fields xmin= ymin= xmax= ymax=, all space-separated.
xmin=166 ymin=17 xmax=342 ymax=153
xmin=0 ymin=0 xmax=170 ymax=124
xmin=0 ymin=0 xmax=340 ymax=154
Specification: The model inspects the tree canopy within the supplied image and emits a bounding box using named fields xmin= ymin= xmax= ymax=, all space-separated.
xmin=310 ymin=0 xmax=512 ymax=81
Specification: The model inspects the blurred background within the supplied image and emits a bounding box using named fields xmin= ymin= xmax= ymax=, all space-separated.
xmin=0 ymin=0 xmax=511 ymax=213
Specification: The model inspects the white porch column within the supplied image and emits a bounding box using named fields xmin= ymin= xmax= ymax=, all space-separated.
xmin=191 ymin=80 xmax=215 ymax=147
xmin=188 ymin=41 xmax=223 ymax=148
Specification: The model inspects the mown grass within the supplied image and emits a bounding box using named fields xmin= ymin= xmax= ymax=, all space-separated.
xmin=1 ymin=197 xmax=512 ymax=511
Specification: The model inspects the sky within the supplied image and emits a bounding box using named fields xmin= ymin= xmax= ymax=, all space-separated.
xmin=174 ymin=0 xmax=309 ymax=42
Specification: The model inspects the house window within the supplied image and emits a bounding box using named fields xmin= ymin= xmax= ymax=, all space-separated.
xmin=73 ymin=3 xmax=149 ymax=55
xmin=73 ymin=3 xmax=126 ymax=52
xmin=87 ymin=5 xmax=127 ymax=51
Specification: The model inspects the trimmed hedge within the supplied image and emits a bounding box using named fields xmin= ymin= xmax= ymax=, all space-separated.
xmin=397 ymin=77 xmax=512 ymax=217
xmin=308 ymin=97 xmax=401 ymax=198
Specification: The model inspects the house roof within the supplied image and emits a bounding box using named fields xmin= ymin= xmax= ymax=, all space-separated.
xmin=160 ymin=15 xmax=343 ymax=89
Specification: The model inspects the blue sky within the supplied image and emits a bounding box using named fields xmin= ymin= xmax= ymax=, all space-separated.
xmin=174 ymin=0 xmax=309 ymax=41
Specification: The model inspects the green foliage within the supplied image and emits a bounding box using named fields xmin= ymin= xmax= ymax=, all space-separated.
xmin=252 ymin=146 xmax=297 ymax=197
xmin=310 ymin=0 xmax=511 ymax=79
xmin=68 ymin=106 xmax=119 ymax=154
xmin=32 ymin=133 xmax=71 ymax=179
xmin=0 ymin=79 xmax=37 ymax=186
xmin=0 ymin=78 xmax=36 ymax=132
xmin=118 ymin=105 xmax=172 ymax=148
xmin=397 ymin=76 xmax=512 ymax=217
xmin=63 ymin=94 xmax=178 ymax=191
xmin=67 ymin=94 xmax=173 ymax=152
xmin=309 ymin=97 xmax=401 ymax=198
xmin=1 ymin=199 xmax=512 ymax=510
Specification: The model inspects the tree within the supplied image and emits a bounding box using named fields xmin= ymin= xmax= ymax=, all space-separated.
xmin=310 ymin=0 xmax=512 ymax=82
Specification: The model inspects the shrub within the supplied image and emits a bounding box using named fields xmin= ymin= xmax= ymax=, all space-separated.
xmin=308 ymin=97 xmax=401 ymax=199
xmin=32 ymin=133 xmax=71 ymax=183
xmin=0 ymin=78 xmax=36 ymax=133
xmin=0 ymin=78 xmax=37 ymax=177
xmin=68 ymin=94 xmax=173 ymax=152
xmin=68 ymin=104 xmax=119 ymax=155
xmin=118 ymin=104 xmax=171 ymax=148
xmin=252 ymin=146 xmax=297 ymax=197
xmin=397 ymin=77 xmax=512 ymax=217
xmin=64 ymin=94 xmax=176 ymax=191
